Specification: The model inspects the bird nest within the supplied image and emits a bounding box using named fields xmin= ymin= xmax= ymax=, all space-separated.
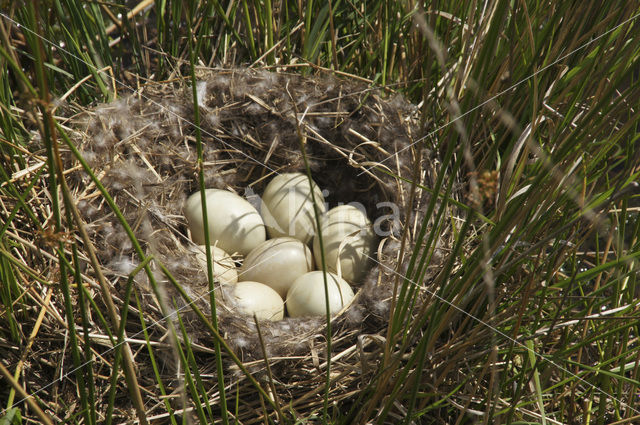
xmin=67 ymin=68 xmax=448 ymax=418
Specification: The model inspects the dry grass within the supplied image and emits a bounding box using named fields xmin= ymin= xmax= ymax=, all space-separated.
xmin=3 ymin=2 xmax=640 ymax=424
xmin=1 ymin=68 xmax=459 ymax=422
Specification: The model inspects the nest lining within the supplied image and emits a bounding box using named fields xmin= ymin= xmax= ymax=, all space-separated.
xmin=69 ymin=68 xmax=442 ymax=368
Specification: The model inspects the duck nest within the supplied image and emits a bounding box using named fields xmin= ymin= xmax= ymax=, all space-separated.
xmin=68 ymin=68 xmax=451 ymax=419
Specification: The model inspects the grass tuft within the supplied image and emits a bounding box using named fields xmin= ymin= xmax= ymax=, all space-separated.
xmin=1 ymin=1 xmax=640 ymax=423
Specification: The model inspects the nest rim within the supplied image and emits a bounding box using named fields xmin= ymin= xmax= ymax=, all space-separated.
xmin=66 ymin=67 xmax=451 ymax=419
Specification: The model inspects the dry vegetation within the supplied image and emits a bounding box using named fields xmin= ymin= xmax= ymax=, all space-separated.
xmin=2 ymin=1 xmax=640 ymax=424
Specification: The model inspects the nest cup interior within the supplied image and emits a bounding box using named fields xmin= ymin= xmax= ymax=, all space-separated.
xmin=72 ymin=69 xmax=427 ymax=360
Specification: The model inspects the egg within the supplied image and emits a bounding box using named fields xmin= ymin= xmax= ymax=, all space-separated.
xmin=238 ymin=237 xmax=314 ymax=298
xmin=286 ymin=271 xmax=355 ymax=317
xmin=312 ymin=205 xmax=375 ymax=283
xmin=184 ymin=189 xmax=266 ymax=256
xmin=230 ymin=281 xmax=284 ymax=321
xmin=192 ymin=245 xmax=238 ymax=286
xmin=260 ymin=172 xmax=326 ymax=244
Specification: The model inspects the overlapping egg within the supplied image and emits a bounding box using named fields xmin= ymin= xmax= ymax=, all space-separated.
xmin=238 ymin=237 xmax=314 ymax=298
xmin=260 ymin=172 xmax=326 ymax=244
xmin=286 ymin=271 xmax=355 ymax=317
xmin=192 ymin=245 xmax=238 ymax=286
xmin=229 ymin=281 xmax=284 ymax=321
xmin=312 ymin=205 xmax=375 ymax=283
xmin=184 ymin=188 xmax=266 ymax=256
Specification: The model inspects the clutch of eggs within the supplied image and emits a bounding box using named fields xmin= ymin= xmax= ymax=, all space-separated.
xmin=184 ymin=173 xmax=374 ymax=319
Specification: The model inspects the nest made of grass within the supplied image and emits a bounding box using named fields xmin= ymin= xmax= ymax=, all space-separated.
xmin=67 ymin=68 xmax=451 ymax=419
